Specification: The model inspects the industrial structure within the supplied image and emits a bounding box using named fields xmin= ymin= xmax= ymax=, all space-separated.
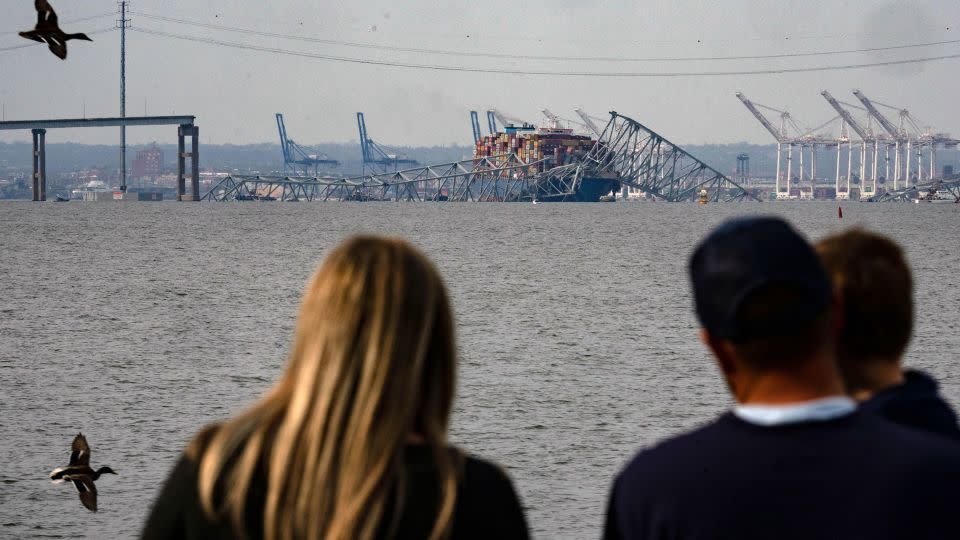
xmin=275 ymin=113 xmax=338 ymax=175
xmin=203 ymin=111 xmax=755 ymax=203
xmin=736 ymin=92 xmax=840 ymax=199
xmin=737 ymin=90 xmax=960 ymax=201
xmin=356 ymin=112 xmax=418 ymax=174
xmin=736 ymin=154 xmax=749 ymax=185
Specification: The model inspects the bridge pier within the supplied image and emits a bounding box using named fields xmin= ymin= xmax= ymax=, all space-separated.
xmin=32 ymin=128 xmax=46 ymax=201
xmin=177 ymin=124 xmax=200 ymax=201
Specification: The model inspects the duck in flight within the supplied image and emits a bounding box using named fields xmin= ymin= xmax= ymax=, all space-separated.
xmin=19 ymin=0 xmax=92 ymax=60
xmin=49 ymin=433 xmax=117 ymax=512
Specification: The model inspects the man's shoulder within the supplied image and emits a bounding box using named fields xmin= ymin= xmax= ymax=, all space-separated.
xmin=618 ymin=414 xmax=737 ymax=479
xmin=617 ymin=411 xmax=960 ymax=486
xmin=861 ymin=370 xmax=960 ymax=440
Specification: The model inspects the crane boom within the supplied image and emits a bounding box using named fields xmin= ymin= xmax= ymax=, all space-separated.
xmin=356 ymin=112 xmax=372 ymax=162
xmin=276 ymin=113 xmax=292 ymax=162
xmin=735 ymin=92 xmax=786 ymax=142
xmin=490 ymin=108 xmax=527 ymax=127
xmin=541 ymin=109 xmax=563 ymax=129
xmin=820 ymin=91 xmax=871 ymax=140
xmin=852 ymin=90 xmax=903 ymax=139
xmin=486 ymin=111 xmax=497 ymax=135
xmin=470 ymin=111 xmax=482 ymax=144
xmin=574 ymin=108 xmax=603 ymax=137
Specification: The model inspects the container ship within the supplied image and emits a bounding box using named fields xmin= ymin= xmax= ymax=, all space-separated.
xmin=473 ymin=124 xmax=619 ymax=202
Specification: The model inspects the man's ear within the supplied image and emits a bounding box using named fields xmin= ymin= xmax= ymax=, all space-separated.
xmin=701 ymin=329 xmax=736 ymax=376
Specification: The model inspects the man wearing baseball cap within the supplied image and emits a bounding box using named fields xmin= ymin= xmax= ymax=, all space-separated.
xmin=603 ymin=216 xmax=960 ymax=540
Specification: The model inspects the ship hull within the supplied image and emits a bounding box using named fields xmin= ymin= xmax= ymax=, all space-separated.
xmin=536 ymin=177 xmax=619 ymax=202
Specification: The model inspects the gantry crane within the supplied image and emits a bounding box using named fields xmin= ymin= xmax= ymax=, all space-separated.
xmin=735 ymin=92 xmax=794 ymax=198
xmin=821 ymin=91 xmax=880 ymax=198
xmin=275 ymin=113 xmax=339 ymax=176
xmin=736 ymin=92 xmax=841 ymax=199
xmin=356 ymin=112 xmax=418 ymax=175
xmin=852 ymin=90 xmax=917 ymax=188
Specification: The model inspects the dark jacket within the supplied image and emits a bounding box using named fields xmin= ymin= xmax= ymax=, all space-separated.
xmin=142 ymin=444 xmax=529 ymax=540
xmin=604 ymin=410 xmax=960 ymax=540
xmin=860 ymin=369 xmax=960 ymax=440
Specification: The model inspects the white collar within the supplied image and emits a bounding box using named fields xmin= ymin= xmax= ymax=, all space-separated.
xmin=734 ymin=396 xmax=856 ymax=426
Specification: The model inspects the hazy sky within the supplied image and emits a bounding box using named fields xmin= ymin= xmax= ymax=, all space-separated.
xmin=1 ymin=0 xmax=959 ymax=148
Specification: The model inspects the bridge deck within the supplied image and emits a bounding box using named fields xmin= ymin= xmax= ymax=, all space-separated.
xmin=0 ymin=116 xmax=195 ymax=131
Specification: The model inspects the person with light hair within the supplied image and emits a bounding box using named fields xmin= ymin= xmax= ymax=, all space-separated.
xmin=143 ymin=236 xmax=529 ymax=540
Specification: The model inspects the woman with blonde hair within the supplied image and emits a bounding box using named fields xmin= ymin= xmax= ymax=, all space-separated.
xmin=143 ymin=236 xmax=528 ymax=540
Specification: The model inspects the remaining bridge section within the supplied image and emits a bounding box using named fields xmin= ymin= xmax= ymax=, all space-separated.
xmin=0 ymin=115 xmax=200 ymax=201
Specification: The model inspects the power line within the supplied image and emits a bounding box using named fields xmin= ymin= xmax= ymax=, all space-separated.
xmin=130 ymin=11 xmax=960 ymax=63
xmin=131 ymin=26 xmax=960 ymax=77
xmin=0 ymin=12 xmax=115 ymax=36
xmin=0 ymin=28 xmax=117 ymax=52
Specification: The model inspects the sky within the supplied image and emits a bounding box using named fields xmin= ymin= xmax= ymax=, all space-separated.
xmin=1 ymin=0 xmax=959 ymax=148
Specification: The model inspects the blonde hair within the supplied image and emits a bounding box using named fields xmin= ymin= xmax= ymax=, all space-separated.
xmin=191 ymin=236 xmax=459 ymax=540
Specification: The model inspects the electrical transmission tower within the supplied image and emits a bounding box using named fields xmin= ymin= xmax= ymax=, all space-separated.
xmin=117 ymin=1 xmax=130 ymax=191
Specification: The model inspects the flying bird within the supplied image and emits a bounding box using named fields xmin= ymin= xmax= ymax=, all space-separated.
xmin=19 ymin=0 xmax=93 ymax=60
xmin=49 ymin=433 xmax=117 ymax=512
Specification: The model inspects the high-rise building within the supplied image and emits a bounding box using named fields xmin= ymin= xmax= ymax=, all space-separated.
xmin=132 ymin=143 xmax=163 ymax=180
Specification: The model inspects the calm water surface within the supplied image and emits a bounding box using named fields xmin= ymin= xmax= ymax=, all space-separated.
xmin=1 ymin=201 xmax=958 ymax=538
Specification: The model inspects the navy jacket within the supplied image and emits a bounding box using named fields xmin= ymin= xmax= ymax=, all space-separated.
xmin=859 ymin=369 xmax=960 ymax=440
xmin=604 ymin=410 xmax=960 ymax=540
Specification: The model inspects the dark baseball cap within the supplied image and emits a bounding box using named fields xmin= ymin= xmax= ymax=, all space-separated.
xmin=689 ymin=216 xmax=832 ymax=342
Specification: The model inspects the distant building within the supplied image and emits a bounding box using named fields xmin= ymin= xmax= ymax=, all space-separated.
xmin=132 ymin=143 xmax=164 ymax=180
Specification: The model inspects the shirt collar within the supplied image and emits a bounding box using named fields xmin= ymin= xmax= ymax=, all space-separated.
xmin=734 ymin=396 xmax=857 ymax=426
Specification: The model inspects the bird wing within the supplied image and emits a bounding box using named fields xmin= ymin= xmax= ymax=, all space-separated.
xmin=73 ymin=477 xmax=98 ymax=512
xmin=70 ymin=433 xmax=90 ymax=466
xmin=46 ymin=35 xmax=67 ymax=60
xmin=19 ymin=31 xmax=44 ymax=43
xmin=36 ymin=0 xmax=57 ymax=26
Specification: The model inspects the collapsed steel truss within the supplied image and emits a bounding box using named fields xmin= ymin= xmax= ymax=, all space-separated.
xmin=203 ymin=112 xmax=756 ymax=202
xmin=202 ymin=154 xmax=547 ymax=202
xmin=872 ymin=176 xmax=960 ymax=202
xmin=573 ymin=111 xmax=758 ymax=202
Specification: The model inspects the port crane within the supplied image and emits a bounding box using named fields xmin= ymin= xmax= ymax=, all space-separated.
xmin=275 ymin=113 xmax=339 ymax=176
xmin=540 ymin=109 xmax=599 ymax=137
xmin=852 ymin=90 xmax=959 ymax=189
xmin=820 ymin=91 xmax=883 ymax=197
xmin=852 ymin=90 xmax=913 ymax=189
xmin=540 ymin=109 xmax=565 ymax=129
xmin=486 ymin=111 xmax=497 ymax=135
xmin=737 ymin=92 xmax=842 ymax=199
xmin=735 ymin=92 xmax=796 ymax=198
xmin=489 ymin=109 xmax=533 ymax=130
xmin=574 ymin=108 xmax=604 ymax=137
xmin=356 ymin=112 xmax=418 ymax=174
xmin=470 ymin=111 xmax=482 ymax=144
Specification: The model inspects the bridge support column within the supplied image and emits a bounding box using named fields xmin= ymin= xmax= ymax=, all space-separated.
xmin=31 ymin=128 xmax=46 ymax=201
xmin=177 ymin=124 xmax=200 ymax=201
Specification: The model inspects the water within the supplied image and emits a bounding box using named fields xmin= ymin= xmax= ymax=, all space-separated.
xmin=1 ymin=201 xmax=958 ymax=539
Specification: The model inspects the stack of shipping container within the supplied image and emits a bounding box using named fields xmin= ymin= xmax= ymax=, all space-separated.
xmin=473 ymin=127 xmax=596 ymax=174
